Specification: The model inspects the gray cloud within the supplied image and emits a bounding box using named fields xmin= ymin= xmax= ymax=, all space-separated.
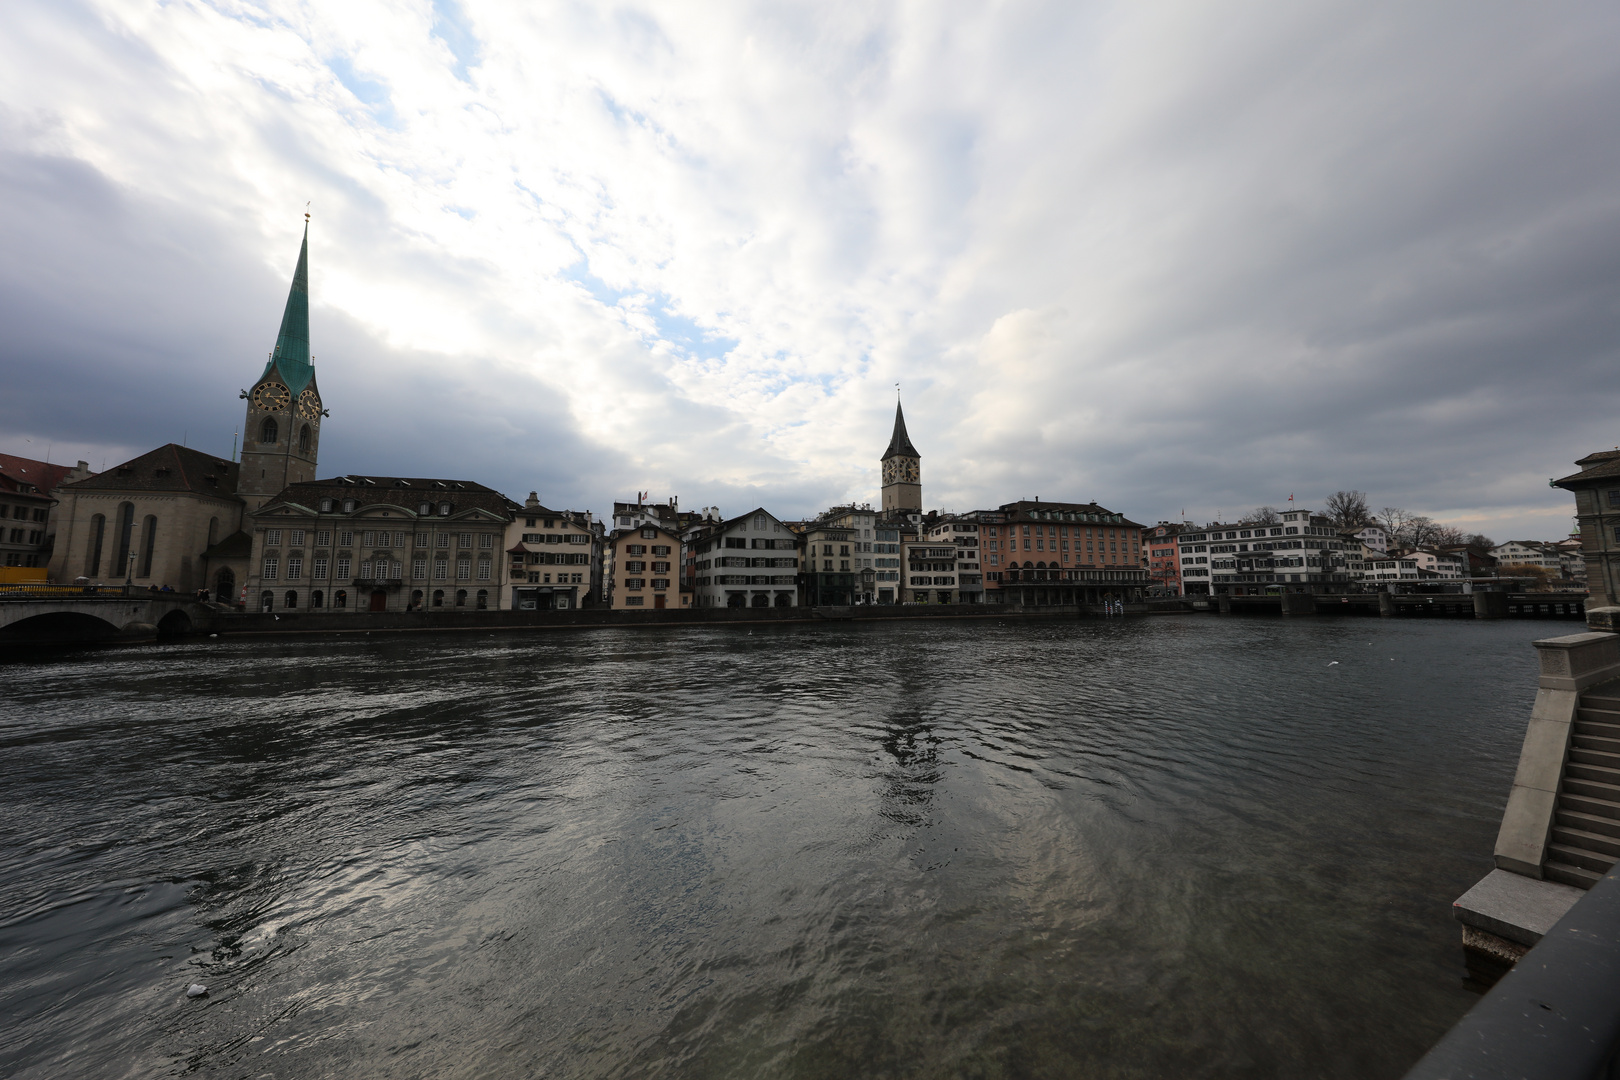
xmin=1 ymin=0 xmax=1616 ymax=540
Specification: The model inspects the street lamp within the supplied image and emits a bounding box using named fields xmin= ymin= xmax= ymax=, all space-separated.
xmin=126 ymin=550 xmax=135 ymax=588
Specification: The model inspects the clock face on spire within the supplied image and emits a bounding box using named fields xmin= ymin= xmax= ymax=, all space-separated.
xmin=883 ymin=457 xmax=919 ymax=485
xmin=252 ymin=382 xmax=291 ymax=411
xmin=296 ymin=389 xmax=323 ymax=420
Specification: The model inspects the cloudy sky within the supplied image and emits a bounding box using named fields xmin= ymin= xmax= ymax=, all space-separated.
xmin=2 ymin=0 xmax=1617 ymax=539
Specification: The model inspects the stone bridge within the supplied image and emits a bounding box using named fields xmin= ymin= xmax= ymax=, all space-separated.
xmin=0 ymin=586 xmax=230 ymax=643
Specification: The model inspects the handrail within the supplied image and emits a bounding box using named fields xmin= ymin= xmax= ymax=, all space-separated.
xmin=1403 ymin=864 xmax=1620 ymax=1079
xmin=0 ymin=584 xmax=201 ymax=603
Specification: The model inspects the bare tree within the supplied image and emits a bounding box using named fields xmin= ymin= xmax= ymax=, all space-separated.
xmin=1465 ymin=533 xmax=1496 ymax=554
xmin=1499 ymin=563 xmax=1555 ymax=591
xmin=1434 ymin=525 xmax=1468 ymax=547
xmin=1379 ymin=507 xmax=1415 ymax=540
xmin=1415 ymin=516 xmax=1443 ymax=547
xmin=1323 ymin=491 xmax=1370 ymax=530
xmin=1241 ymin=506 xmax=1281 ymax=525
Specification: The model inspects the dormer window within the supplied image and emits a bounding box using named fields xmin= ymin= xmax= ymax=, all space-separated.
xmin=342 ymin=499 xmax=356 ymax=513
xmin=439 ymin=502 xmax=452 ymax=516
xmin=320 ymin=499 xmax=334 ymax=512
xmin=419 ymin=503 xmax=431 ymax=515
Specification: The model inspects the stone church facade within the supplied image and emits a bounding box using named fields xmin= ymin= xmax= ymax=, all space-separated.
xmin=48 ymin=219 xmax=320 ymax=601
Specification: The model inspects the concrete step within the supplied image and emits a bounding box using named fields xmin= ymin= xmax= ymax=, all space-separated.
xmin=1556 ymin=806 xmax=1620 ymax=840
xmin=1551 ymin=824 xmax=1620 ymax=860
xmin=1570 ymin=746 xmax=1620 ymax=770
xmin=1560 ymin=790 xmax=1620 ymax=822
xmin=1545 ymin=860 xmax=1603 ymax=890
xmin=1572 ymin=732 xmax=1620 ymax=755
xmin=1576 ymin=719 xmax=1620 ymax=740
xmin=1546 ymin=842 xmax=1617 ymax=875
xmin=1567 ymin=760 xmax=1620 ymax=786
xmin=1561 ymin=775 xmax=1620 ymax=803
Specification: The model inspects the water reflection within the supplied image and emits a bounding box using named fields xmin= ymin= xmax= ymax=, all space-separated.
xmin=0 ymin=617 xmax=1546 ymax=1078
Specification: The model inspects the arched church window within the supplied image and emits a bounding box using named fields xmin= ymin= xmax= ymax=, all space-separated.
xmin=86 ymin=513 xmax=106 ymax=577
xmin=299 ymin=424 xmax=311 ymax=452
xmin=114 ymin=502 xmax=135 ymax=577
xmin=140 ymin=516 xmax=157 ymax=577
xmin=261 ymin=417 xmax=278 ymax=444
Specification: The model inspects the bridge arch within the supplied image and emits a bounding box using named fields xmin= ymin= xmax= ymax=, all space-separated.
xmin=157 ymin=609 xmax=193 ymax=636
xmin=0 ymin=610 xmax=120 ymax=643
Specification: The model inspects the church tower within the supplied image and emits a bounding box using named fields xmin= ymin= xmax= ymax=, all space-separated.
xmin=880 ymin=399 xmax=922 ymax=514
xmin=240 ymin=217 xmax=324 ymax=508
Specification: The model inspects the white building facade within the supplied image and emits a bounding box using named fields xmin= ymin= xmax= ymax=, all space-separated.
xmin=691 ymin=508 xmax=800 ymax=608
xmin=1491 ymin=541 xmax=1561 ymax=571
xmin=1178 ymin=509 xmax=1354 ymax=595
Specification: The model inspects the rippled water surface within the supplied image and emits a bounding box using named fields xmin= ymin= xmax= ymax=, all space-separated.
xmin=0 ymin=616 xmax=1551 ymax=1078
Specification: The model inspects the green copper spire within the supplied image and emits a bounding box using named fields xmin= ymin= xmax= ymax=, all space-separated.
xmin=260 ymin=219 xmax=315 ymax=395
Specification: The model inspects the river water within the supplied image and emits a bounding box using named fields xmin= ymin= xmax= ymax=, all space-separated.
xmin=0 ymin=616 xmax=1549 ymax=1078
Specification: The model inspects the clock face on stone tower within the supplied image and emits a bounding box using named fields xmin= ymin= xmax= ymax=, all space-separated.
xmin=251 ymin=382 xmax=291 ymax=411
xmin=296 ymin=390 xmax=323 ymax=421
xmin=883 ymin=458 xmax=919 ymax=485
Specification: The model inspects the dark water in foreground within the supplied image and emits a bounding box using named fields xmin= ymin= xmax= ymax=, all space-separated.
xmin=0 ymin=616 xmax=1547 ymax=1078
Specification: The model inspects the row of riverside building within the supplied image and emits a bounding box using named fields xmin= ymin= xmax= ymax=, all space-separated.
xmin=1142 ymin=511 xmax=1587 ymax=596
xmin=4 ymin=223 xmax=1590 ymax=610
xmin=3 ymin=223 xmax=1150 ymax=611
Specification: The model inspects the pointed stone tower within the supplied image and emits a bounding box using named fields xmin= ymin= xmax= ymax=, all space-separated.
xmin=240 ymin=217 xmax=323 ymax=508
xmin=881 ymin=399 xmax=922 ymax=514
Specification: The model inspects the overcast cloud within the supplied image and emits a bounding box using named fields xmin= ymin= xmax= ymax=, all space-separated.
xmin=2 ymin=0 xmax=1617 ymax=539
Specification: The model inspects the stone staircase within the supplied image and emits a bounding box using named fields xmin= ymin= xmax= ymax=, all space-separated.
xmin=1546 ymin=684 xmax=1620 ymax=888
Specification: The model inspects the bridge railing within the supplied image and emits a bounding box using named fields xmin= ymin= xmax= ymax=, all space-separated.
xmin=0 ymin=583 xmax=195 ymax=603
xmin=1403 ymin=864 xmax=1620 ymax=1080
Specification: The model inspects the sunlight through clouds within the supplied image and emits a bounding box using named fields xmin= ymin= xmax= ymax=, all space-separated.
xmin=1 ymin=0 xmax=1618 ymax=538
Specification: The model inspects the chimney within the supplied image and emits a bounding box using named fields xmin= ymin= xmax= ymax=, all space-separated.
xmin=526 ymin=491 xmax=540 ymax=509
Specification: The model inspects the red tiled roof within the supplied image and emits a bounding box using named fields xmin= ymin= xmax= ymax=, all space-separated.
xmin=0 ymin=452 xmax=87 ymax=493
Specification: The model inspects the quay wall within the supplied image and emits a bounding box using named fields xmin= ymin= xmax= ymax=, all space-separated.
xmin=211 ymin=602 xmax=1119 ymax=637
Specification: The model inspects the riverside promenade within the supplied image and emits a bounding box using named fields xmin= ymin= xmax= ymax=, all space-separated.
xmin=0 ymin=588 xmax=1590 ymax=644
